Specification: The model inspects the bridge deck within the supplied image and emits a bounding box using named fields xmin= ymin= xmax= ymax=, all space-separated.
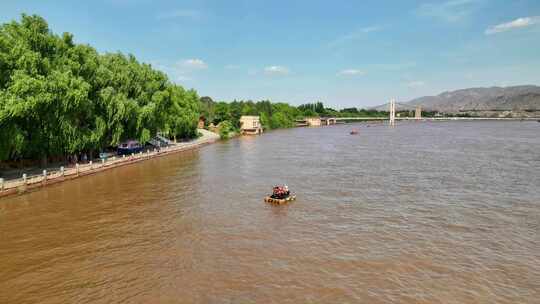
xmin=334 ymin=117 xmax=538 ymax=121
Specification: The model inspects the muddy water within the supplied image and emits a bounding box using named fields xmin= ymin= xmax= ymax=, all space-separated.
xmin=1 ymin=121 xmax=539 ymax=303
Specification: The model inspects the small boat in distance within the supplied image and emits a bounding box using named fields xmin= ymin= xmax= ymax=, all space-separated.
xmin=350 ymin=129 xmax=359 ymax=135
xmin=265 ymin=195 xmax=296 ymax=205
xmin=265 ymin=185 xmax=296 ymax=205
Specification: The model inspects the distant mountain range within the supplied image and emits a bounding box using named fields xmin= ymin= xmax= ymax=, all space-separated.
xmin=372 ymin=85 xmax=540 ymax=113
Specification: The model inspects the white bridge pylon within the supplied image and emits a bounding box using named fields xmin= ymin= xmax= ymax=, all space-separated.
xmin=389 ymin=98 xmax=396 ymax=126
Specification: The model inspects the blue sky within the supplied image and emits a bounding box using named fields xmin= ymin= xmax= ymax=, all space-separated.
xmin=1 ymin=0 xmax=540 ymax=108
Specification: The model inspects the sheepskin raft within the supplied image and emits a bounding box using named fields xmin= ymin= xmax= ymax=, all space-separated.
xmin=264 ymin=195 xmax=296 ymax=205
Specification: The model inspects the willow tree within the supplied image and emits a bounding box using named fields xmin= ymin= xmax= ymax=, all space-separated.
xmin=0 ymin=14 xmax=200 ymax=165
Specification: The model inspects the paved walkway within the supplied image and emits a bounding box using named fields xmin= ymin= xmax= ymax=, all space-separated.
xmin=195 ymin=128 xmax=220 ymax=142
xmin=0 ymin=129 xmax=220 ymax=195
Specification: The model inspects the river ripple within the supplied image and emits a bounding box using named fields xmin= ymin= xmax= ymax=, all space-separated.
xmin=1 ymin=121 xmax=539 ymax=303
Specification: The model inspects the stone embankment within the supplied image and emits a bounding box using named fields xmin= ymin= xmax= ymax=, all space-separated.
xmin=0 ymin=129 xmax=220 ymax=199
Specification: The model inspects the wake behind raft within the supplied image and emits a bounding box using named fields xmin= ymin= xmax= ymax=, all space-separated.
xmin=264 ymin=185 xmax=296 ymax=205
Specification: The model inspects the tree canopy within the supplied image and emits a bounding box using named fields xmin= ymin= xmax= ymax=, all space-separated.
xmin=0 ymin=14 xmax=199 ymax=163
xmin=198 ymin=98 xmax=387 ymax=131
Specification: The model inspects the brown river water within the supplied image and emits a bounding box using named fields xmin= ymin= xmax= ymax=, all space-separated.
xmin=1 ymin=121 xmax=539 ymax=303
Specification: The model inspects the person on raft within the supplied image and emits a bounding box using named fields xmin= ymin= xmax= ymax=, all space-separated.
xmin=271 ymin=185 xmax=290 ymax=199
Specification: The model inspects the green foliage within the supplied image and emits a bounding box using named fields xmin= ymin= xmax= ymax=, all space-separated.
xmin=0 ymin=14 xmax=199 ymax=163
xmin=298 ymin=102 xmax=326 ymax=115
xmin=338 ymin=108 xmax=386 ymax=118
xmin=218 ymin=120 xmax=235 ymax=139
xmin=303 ymin=109 xmax=318 ymax=117
xmin=269 ymin=103 xmax=298 ymax=129
xmin=197 ymin=96 xmax=389 ymax=132
xmin=213 ymin=102 xmax=231 ymax=125
xmin=341 ymin=107 xmax=359 ymax=114
xmin=199 ymin=96 xmax=215 ymax=124
xmin=259 ymin=112 xmax=270 ymax=129
xmin=270 ymin=112 xmax=293 ymax=129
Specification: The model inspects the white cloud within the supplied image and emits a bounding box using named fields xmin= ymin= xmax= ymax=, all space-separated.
xmin=485 ymin=16 xmax=540 ymax=35
xmin=180 ymin=58 xmax=208 ymax=70
xmin=416 ymin=0 xmax=479 ymax=22
xmin=328 ymin=25 xmax=382 ymax=47
xmin=157 ymin=9 xmax=200 ymax=20
xmin=406 ymin=81 xmax=426 ymax=88
xmin=337 ymin=69 xmax=366 ymax=76
xmin=264 ymin=66 xmax=290 ymax=75
xmin=150 ymin=59 xmax=207 ymax=84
